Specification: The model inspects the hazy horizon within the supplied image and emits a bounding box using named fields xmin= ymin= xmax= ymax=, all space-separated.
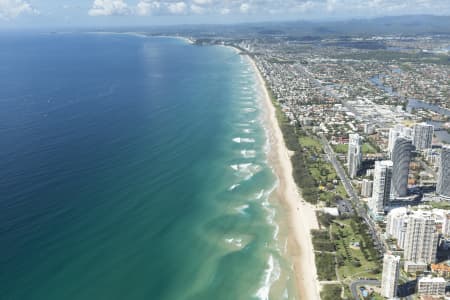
xmin=1 ymin=0 xmax=450 ymax=28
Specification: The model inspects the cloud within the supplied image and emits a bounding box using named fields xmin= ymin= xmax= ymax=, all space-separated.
xmin=192 ymin=0 xmax=212 ymax=4
xmin=136 ymin=1 xmax=160 ymax=16
xmin=239 ymin=3 xmax=250 ymax=14
xmin=190 ymin=4 xmax=205 ymax=14
xmin=220 ymin=7 xmax=230 ymax=15
xmin=167 ymin=1 xmax=187 ymax=14
xmin=326 ymin=0 xmax=336 ymax=12
xmin=85 ymin=0 xmax=450 ymax=18
xmin=0 ymin=0 xmax=37 ymax=19
xmin=88 ymin=0 xmax=129 ymax=16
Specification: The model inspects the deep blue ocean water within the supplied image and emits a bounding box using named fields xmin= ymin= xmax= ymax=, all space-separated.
xmin=0 ymin=33 xmax=296 ymax=300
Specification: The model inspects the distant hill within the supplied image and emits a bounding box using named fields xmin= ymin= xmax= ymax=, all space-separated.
xmin=97 ymin=15 xmax=450 ymax=38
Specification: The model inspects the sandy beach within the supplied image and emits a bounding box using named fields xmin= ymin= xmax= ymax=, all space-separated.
xmin=247 ymin=56 xmax=321 ymax=300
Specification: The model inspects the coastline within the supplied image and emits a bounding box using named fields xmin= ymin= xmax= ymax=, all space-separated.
xmin=180 ymin=38 xmax=321 ymax=298
xmin=247 ymin=55 xmax=321 ymax=299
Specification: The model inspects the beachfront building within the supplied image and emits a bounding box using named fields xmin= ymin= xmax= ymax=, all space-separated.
xmin=388 ymin=124 xmax=412 ymax=156
xmin=404 ymin=212 xmax=439 ymax=269
xmin=417 ymin=276 xmax=446 ymax=297
xmin=348 ymin=133 xmax=362 ymax=179
xmin=436 ymin=145 xmax=450 ymax=199
xmin=370 ymin=160 xmax=393 ymax=216
xmin=361 ymin=179 xmax=373 ymax=197
xmin=413 ymin=123 xmax=434 ymax=150
xmin=381 ymin=254 xmax=400 ymax=299
xmin=391 ymin=137 xmax=414 ymax=198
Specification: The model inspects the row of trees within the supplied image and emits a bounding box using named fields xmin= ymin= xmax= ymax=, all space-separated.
xmin=275 ymin=107 xmax=320 ymax=204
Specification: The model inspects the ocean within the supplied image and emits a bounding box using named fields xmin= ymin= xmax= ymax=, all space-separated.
xmin=0 ymin=33 xmax=296 ymax=299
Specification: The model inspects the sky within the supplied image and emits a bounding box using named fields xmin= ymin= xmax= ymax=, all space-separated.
xmin=0 ymin=0 xmax=449 ymax=28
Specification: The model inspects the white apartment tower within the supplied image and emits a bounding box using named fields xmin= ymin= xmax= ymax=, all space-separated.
xmin=348 ymin=133 xmax=362 ymax=179
xmin=386 ymin=207 xmax=409 ymax=249
xmin=391 ymin=137 xmax=414 ymax=198
xmin=436 ymin=145 xmax=450 ymax=199
xmin=413 ymin=123 xmax=434 ymax=150
xmin=370 ymin=160 xmax=393 ymax=215
xmin=404 ymin=213 xmax=439 ymax=265
xmin=361 ymin=179 xmax=373 ymax=198
xmin=381 ymin=254 xmax=400 ymax=299
xmin=442 ymin=213 xmax=450 ymax=237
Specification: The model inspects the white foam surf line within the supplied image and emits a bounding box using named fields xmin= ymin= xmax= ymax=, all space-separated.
xmin=233 ymin=137 xmax=255 ymax=143
xmin=235 ymin=204 xmax=250 ymax=215
xmin=265 ymin=200 xmax=278 ymax=236
xmin=225 ymin=237 xmax=244 ymax=249
xmin=254 ymin=255 xmax=281 ymax=300
xmin=254 ymin=189 xmax=265 ymax=200
xmin=230 ymin=163 xmax=262 ymax=181
xmin=260 ymin=184 xmax=280 ymax=240
xmin=230 ymin=163 xmax=252 ymax=171
xmin=241 ymin=150 xmax=256 ymax=158
xmin=228 ymin=183 xmax=240 ymax=191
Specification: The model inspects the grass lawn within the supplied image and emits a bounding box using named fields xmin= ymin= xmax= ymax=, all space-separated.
xmin=331 ymin=220 xmax=381 ymax=281
xmin=308 ymin=160 xmax=338 ymax=183
xmin=427 ymin=201 xmax=450 ymax=210
xmin=333 ymin=142 xmax=377 ymax=155
xmin=362 ymin=143 xmax=377 ymax=154
xmin=336 ymin=183 xmax=348 ymax=198
xmin=334 ymin=144 xmax=348 ymax=154
xmin=299 ymin=135 xmax=323 ymax=152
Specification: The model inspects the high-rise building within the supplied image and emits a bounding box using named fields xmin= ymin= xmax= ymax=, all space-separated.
xmin=442 ymin=213 xmax=450 ymax=238
xmin=417 ymin=276 xmax=446 ymax=297
xmin=404 ymin=213 xmax=439 ymax=265
xmin=347 ymin=133 xmax=362 ymax=179
xmin=386 ymin=207 xmax=409 ymax=249
xmin=413 ymin=123 xmax=434 ymax=150
xmin=391 ymin=137 xmax=414 ymax=198
xmin=436 ymin=145 xmax=450 ymax=199
xmin=369 ymin=160 xmax=393 ymax=215
xmin=381 ymin=254 xmax=400 ymax=299
xmin=388 ymin=124 xmax=412 ymax=156
xmin=361 ymin=179 xmax=373 ymax=197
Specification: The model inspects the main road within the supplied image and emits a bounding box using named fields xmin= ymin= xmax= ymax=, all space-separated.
xmin=318 ymin=133 xmax=385 ymax=254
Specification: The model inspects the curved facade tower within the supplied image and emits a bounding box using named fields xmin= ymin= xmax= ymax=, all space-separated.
xmin=436 ymin=146 xmax=450 ymax=198
xmin=391 ymin=137 xmax=414 ymax=198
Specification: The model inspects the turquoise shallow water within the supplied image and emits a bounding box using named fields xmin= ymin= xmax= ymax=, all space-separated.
xmin=0 ymin=33 xmax=296 ymax=299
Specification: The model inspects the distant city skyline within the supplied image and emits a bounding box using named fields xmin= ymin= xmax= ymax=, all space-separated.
xmin=1 ymin=0 xmax=450 ymax=28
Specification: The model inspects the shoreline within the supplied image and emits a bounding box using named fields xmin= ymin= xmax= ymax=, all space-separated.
xmin=181 ymin=38 xmax=321 ymax=298
xmin=246 ymin=54 xmax=321 ymax=299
